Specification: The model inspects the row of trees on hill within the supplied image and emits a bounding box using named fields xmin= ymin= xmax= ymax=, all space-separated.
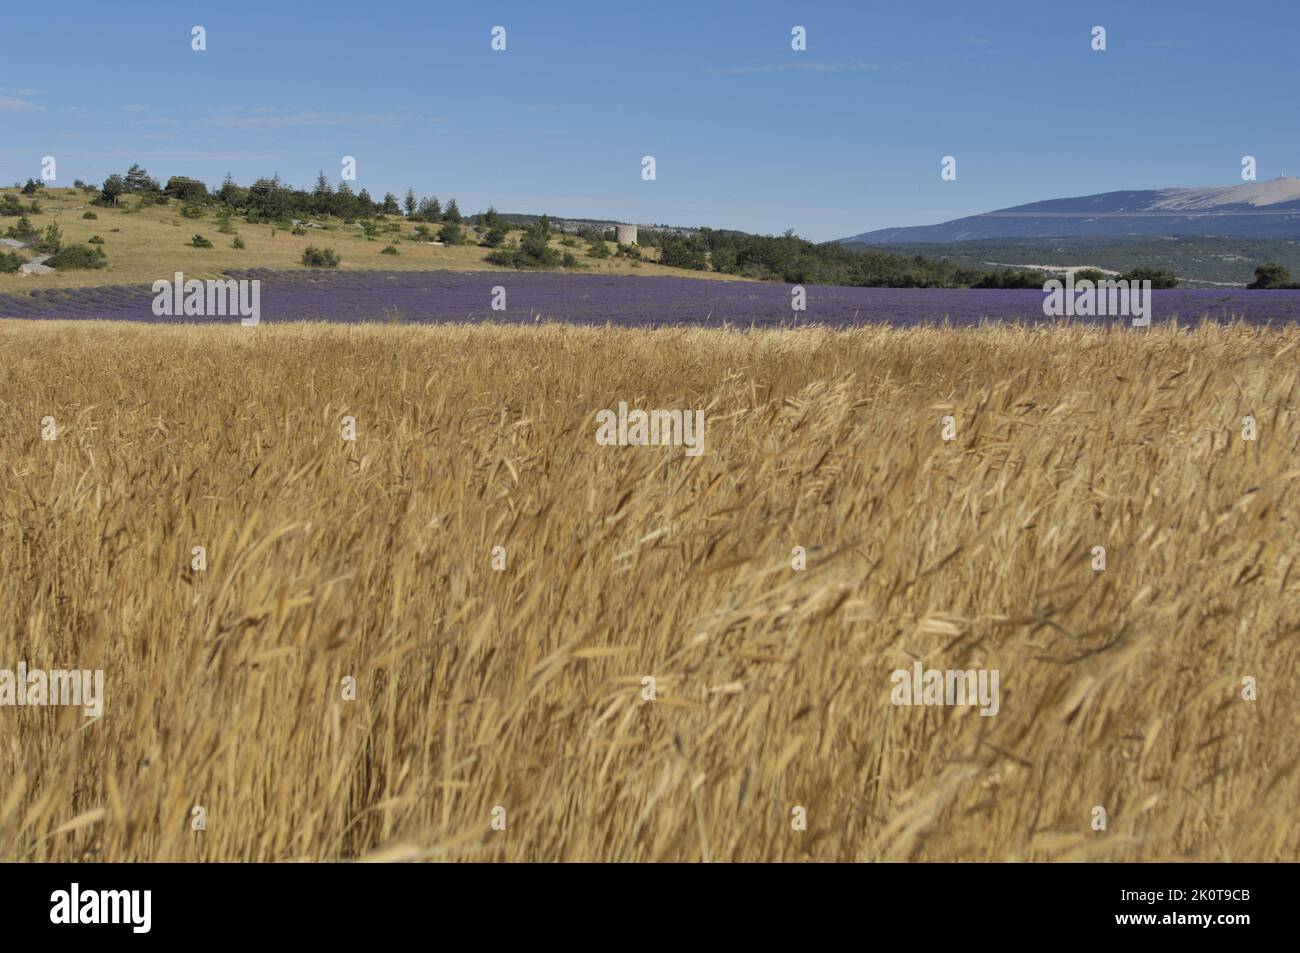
xmin=90 ymin=165 xmax=473 ymax=227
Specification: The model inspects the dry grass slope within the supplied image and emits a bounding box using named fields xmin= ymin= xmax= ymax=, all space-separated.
xmin=0 ymin=188 xmax=749 ymax=292
xmin=0 ymin=320 xmax=1296 ymax=861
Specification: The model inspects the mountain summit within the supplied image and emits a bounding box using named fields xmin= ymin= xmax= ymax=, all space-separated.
xmin=841 ymin=177 xmax=1300 ymax=244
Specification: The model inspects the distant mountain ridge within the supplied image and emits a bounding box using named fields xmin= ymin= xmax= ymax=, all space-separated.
xmin=841 ymin=177 xmax=1300 ymax=244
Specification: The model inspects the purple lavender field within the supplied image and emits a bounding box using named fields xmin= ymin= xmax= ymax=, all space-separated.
xmin=3 ymin=270 xmax=1299 ymax=327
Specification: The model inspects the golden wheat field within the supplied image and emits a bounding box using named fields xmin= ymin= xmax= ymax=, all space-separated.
xmin=0 ymin=319 xmax=1296 ymax=862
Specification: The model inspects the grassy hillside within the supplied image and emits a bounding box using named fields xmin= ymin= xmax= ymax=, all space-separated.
xmin=0 ymin=187 xmax=750 ymax=292
xmin=2 ymin=319 xmax=1295 ymax=861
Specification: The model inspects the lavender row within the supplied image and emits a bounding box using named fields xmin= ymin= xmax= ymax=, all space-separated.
xmin=3 ymin=271 xmax=1300 ymax=326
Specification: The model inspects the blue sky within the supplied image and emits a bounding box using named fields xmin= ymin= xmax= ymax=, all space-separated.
xmin=3 ymin=0 xmax=1297 ymax=241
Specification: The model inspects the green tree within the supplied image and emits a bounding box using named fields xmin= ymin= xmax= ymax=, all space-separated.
xmin=480 ymin=221 xmax=510 ymax=248
xmin=414 ymin=196 xmax=441 ymax=222
xmin=165 ymin=176 xmax=209 ymax=203
xmin=311 ymin=172 xmax=334 ymax=214
xmin=1122 ymin=267 xmax=1179 ymax=289
xmin=35 ymin=222 xmax=62 ymax=253
xmin=101 ymin=174 xmax=126 ymax=206
xmin=217 ymin=173 xmax=245 ymax=207
xmin=440 ymin=220 xmax=465 ymax=245
xmin=1247 ymin=262 xmax=1293 ymax=289
xmin=124 ymin=164 xmax=159 ymax=193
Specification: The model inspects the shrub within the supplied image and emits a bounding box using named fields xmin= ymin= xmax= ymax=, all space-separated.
xmin=82 ymin=210 xmax=98 ymax=220
xmin=587 ymin=238 xmax=610 ymax=259
xmin=190 ymin=234 xmax=213 ymax=248
xmin=5 ymin=215 xmax=39 ymax=242
xmin=180 ymin=203 xmax=205 ymax=220
xmin=231 ymin=236 xmax=246 ymax=249
xmin=486 ymin=217 xmax=561 ymax=269
xmin=0 ymin=251 xmax=22 ymax=273
xmin=88 ymin=235 xmax=104 ymax=244
xmin=480 ymin=223 xmax=510 ymax=248
xmin=46 ymin=243 xmax=107 ymax=270
xmin=1247 ymin=262 xmax=1297 ymax=290
xmin=380 ymin=244 xmax=399 ymax=255
xmin=21 ymin=178 xmax=40 ymax=196
xmin=34 ymin=222 xmax=62 ymax=253
xmin=292 ymin=226 xmax=307 ymax=236
xmin=0 ymin=194 xmax=25 ymax=216
xmin=1121 ymin=267 xmax=1179 ymax=289
xmin=163 ymin=176 xmax=209 ymax=203
xmin=301 ymin=246 xmax=340 ymax=268
xmin=440 ymin=221 xmax=465 ymax=245
xmin=562 ymin=252 xmax=578 ymax=268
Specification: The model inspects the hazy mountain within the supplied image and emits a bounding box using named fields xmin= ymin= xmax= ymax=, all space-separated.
xmin=841 ymin=177 xmax=1300 ymax=244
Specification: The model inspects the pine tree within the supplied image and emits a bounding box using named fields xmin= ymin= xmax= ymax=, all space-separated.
xmin=218 ymin=173 xmax=240 ymax=205
xmin=124 ymin=164 xmax=156 ymax=192
xmin=417 ymin=196 xmax=441 ymax=222
xmin=403 ymin=189 xmax=416 ymax=216
xmin=101 ymin=175 xmax=126 ymax=205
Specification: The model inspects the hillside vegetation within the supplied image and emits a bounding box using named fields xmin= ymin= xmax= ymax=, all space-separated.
xmin=870 ymin=236 xmax=1300 ymax=288
xmin=4 ymin=171 xmax=1053 ymax=292
xmin=0 ymin=185 xmax=738 ymax=291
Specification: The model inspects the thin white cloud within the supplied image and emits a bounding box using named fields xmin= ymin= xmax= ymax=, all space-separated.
xmin=208 ymin=108 xmax=399 ymax=128
xmin=709 ymin=62 xmax=880 ymax=75
xmin=0 ymin=94 xmax=44 ymax=112
xmin=209 ymin=105 xmax=279 ymax=115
